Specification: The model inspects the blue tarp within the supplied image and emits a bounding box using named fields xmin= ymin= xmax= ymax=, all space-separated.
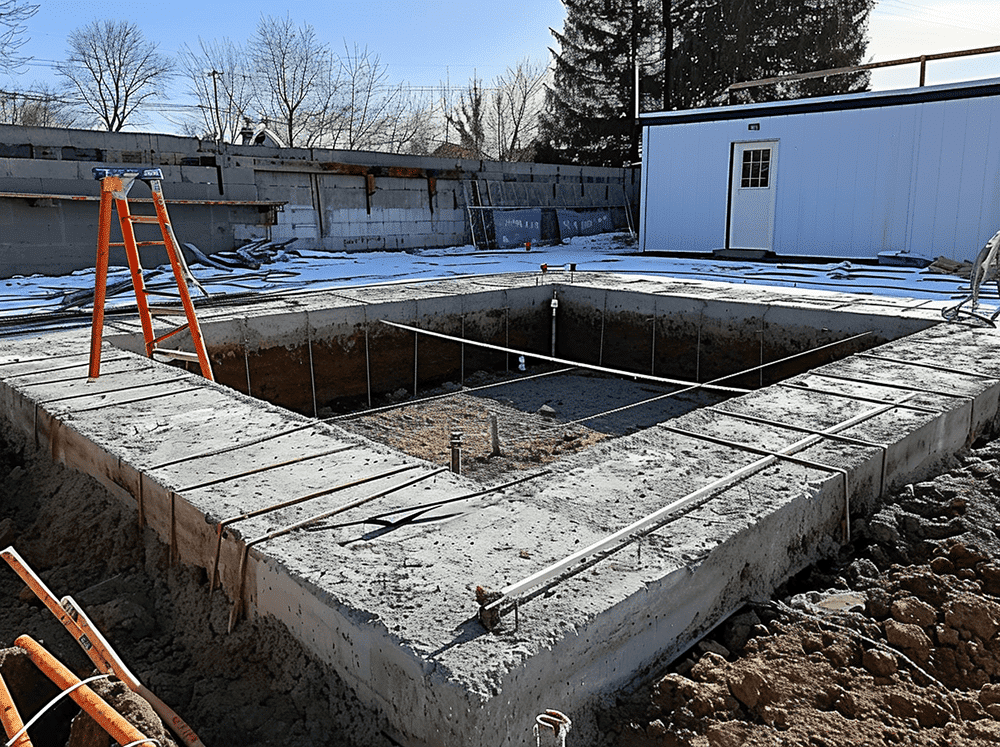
xmin=557 ymin=209 xmax=613 ymax=239
xmin=493 ymin=209 xmax=543 ymax=247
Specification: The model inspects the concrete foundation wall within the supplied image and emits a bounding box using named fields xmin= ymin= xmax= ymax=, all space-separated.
xmin=0 ymin=125 xmax=639 ymax=278
xmin=6 ymin=274 xmax=994 ymax=747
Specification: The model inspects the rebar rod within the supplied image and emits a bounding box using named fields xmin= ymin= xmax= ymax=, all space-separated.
xmin=38 ymin=376 xmax=189 ymax=404
xmin=539 ymin=331 xmax=875 ymax=433
xmin=379 ymin=319 xmax=749 ymax=394
xmin=856 ymin=353 xmax=996 ymax=380
xmin=482 ymin=397 xmax=911 ymax=622
xmin=176 ymin=445 xmax=354 ymax=493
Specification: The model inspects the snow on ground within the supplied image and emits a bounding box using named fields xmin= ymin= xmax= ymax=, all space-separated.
xmin=1 ymin=232 xmax=996 ymax=323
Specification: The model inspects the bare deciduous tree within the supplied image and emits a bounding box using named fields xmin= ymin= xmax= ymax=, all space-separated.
xmin=380 ymin=93 xmax=438 ymax=155
xmin=183 ymin=20 xmax=445 ymax=154
xmin=57 ymin=20 xmax=174 ymax=132
xmin=179 ymin=37 xmax=256 ymax=143
xmin=445 ymin=75 xmax=487 ymax=158
xmin=326 ymin=44 xmax=434 ymax=153
xmin=0 ymin=85 xmax=76 ymax=127
xmin=488 ymin=58 xmax=548 ymax=161
xmin=445 ymin=60 xmax=547 ymax=161
xmin=0 ymin=0 xmax=38 ymax=73
xmin=250 ymin=15 xmax=332 ymax=148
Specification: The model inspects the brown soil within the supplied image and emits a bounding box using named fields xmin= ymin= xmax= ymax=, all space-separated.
xmin=607 ymin=440 xmax=1000 ymax=746
xmin=337 ymin=390 xmax=607 ymax=483
xmin=0 ymin=427 xmax=390 ymax=747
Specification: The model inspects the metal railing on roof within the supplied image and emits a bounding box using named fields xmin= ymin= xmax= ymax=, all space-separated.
xmin=723 ymin=43 xmax=1000 ymax=103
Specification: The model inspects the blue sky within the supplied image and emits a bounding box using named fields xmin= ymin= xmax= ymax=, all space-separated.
xmin=3 ymin=0 xmax=1000 ymax=132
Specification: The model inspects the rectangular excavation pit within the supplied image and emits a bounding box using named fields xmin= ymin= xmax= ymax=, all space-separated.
xmin=9 ymin=274 xmax=1000 ymax=747
xmin=109 ymin=281 xmax=940 ymax=480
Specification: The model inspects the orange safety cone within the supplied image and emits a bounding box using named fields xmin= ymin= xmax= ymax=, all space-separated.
xmin=15 ymin=636 xmax=154 ymax=747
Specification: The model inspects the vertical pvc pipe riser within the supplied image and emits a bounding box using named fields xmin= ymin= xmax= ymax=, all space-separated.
xmin=364 ymin=316 xmax=372 ymax=409
xmin=599 ymin=292 xmax=607 ymax=367
xmin=504 ymin=290 xmax=510 ymax=372
xmin=650 ymin=310 xmax=656 ymax=376
xmin=242 ymin=317 xmax=252 ymax=397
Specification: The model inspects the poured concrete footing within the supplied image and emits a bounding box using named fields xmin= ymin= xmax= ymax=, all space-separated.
xmin=2 ymin=272 xmax=998 ymax=746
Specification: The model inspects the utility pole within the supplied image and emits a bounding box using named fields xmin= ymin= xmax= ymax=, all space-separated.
xmin=629 ymin=0 xmax=640 ymax=164
xmin=663 ymin=0 xmax=672 ymax=110
xmin=208 ymin=69 xmax=223 ymax=144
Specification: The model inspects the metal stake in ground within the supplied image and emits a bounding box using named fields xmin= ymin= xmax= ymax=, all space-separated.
xmin=450 ymin=431 xmax=464 ymax=473
xmin=490 ymin=415 xmax=501 ymax=457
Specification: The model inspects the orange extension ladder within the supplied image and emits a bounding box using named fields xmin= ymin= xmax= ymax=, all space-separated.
xmin=87 ymin=167 xmax=214 ymax=381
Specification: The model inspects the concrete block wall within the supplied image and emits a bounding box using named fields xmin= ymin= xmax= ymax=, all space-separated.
xmin=0 ymin=124 xmax=640 ymax=277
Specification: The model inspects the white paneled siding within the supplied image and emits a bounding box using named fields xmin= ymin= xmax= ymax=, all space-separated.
xmin=640 ymin=79 xmax=1000 ymax=261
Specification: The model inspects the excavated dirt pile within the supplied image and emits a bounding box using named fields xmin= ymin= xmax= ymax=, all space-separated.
xmin=611 ymin=439 xmax=1000 ymax=746
xmin=0 ymin=427 xmax=392 ymax=747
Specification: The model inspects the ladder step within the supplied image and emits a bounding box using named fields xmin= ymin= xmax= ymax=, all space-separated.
xmin=145 ymin=290 xmax=182 ymax=299
xmin=152 ymin=348 xmax=201 ymax=363
xmin=127 ymin=215 xmax=161 ymax=224
xmin=147 ymin=306 xmax=187 ymax=316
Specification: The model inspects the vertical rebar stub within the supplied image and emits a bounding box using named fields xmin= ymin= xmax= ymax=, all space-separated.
xmin=534 ymin=710 xmax=572 ymax=747
xmin=450 ymin=431 xmax=464 ymax=474
xmin=490 ymin=414 xmax=501 ymax=457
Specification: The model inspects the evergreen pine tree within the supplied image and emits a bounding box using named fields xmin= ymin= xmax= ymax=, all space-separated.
xmin=540 ymin=0 xmax=661 ymax=167
xmin=672 ymin=0 xmax=874 ymax=108
xmin=541 ymin=0 xmax=875 ymax=166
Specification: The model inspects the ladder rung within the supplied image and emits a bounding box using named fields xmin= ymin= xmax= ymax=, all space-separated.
xmin=127 ymin=215 xmax=161 ymax=224
xmin=147 ymin=307 xmax=187 ymax=316
xmin=152 ymin=348 xmax=201 ymax=363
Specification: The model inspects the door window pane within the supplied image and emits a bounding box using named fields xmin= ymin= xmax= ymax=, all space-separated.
xmin=740 ymin=149 xmax=771 ymax=188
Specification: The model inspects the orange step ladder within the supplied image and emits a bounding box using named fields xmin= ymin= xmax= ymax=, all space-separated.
xmin=88 ymin=167 xmax=214 ymax=381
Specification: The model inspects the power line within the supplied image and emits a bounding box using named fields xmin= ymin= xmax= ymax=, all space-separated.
xmin=875 ymin=0 xmax=1000 ymax=36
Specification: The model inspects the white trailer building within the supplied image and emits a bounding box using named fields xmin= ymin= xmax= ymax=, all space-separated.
xmin=639 ymin=78 xmax=1000 ymax=262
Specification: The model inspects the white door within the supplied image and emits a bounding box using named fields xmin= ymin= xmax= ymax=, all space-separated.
xmin=728 ymin=141 xmax=778 ymax=252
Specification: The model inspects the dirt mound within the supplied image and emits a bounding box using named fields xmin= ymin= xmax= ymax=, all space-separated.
xmin=0 ymin=427 xmax=390 ymax=747
xmin=611 ymin=443 xmax=1000 ymax=746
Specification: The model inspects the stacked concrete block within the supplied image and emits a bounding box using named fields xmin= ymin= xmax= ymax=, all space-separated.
xmin=0 ymin=123 xmax=637 ymax=275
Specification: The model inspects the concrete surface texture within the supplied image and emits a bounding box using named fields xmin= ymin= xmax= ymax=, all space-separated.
xmin=1 ymin=272 xmax=998 ymax=746
xmin=0 ymin=124 xmax=637 ymax=277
